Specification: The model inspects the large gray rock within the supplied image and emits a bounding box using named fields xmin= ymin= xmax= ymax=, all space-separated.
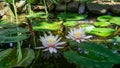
xmin=61 ymin=0 xmax=73 ymax=3
xmin=78 ymin=3 xmax=85 ymax=14
xmin=111 ymin=4 xmax=120 ymax=14
xmin=55 ymin=3 xmax=66 ymax=11
xmin=86 ymin=3 xmax=110 ymax=15
xmin=67 ymin=2 xmax=80 ymax=12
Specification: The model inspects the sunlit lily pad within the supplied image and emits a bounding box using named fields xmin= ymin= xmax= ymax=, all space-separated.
xmin=26 ymin=12 xmax=48 ymax=19
xmin=110 ymin=17 xmax=120 ymax=25
xmin=94 ymin=22 xmax=111 ymax=27
xmin=97 ymin=15 xmax=112 ymax=22
xmin=33 ymin=21 xmax=62 ymax=31
xmin=63 ymin=21 xmax=77 ymax=27
xmin=81 ymin=24 xmax=95 ymax=32
xmin=57 ymin=12 xmax=87 ymax=20
xmin=87 ymin=28 xmax=115 ymax=37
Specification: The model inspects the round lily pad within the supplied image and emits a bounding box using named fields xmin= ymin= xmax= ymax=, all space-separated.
xmin=63 ymin=21 xmax=77 ymax=27
xmin=57 ymin=12 xmax=87 ymax=21
xmin=33 ymin=21 xmax=62 ymax=31
xmin=81 ymin=24 xmax=95 ymax=32
xmin=94 ymin=22 xmax=111 ymax=27
xmin=97 ymin=15 xmax=112 ymax=22
xmin=87 ymin=28 xmax=115 ymax=37
xmin=110 ymin=17 xmax=120 ymax=26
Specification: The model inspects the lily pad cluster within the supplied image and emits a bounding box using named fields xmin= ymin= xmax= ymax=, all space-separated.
xmin=83 ymin=15 xmax=120 ymax=37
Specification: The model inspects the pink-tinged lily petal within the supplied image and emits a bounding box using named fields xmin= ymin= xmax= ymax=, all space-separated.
xmin=55 ymin=42 xmax=66 ymax=46
xmin=49 ymin=47 xmax=57 ymax=54
xmin=56 ymin=47 xmax=64 ymax=49
xmin=35 ymin=47 xmax=45 ymax=49
xmin=76 ymin=40 xmax=80 ymax=43
xmin=84 ymin=35 xmax=92 ymax=39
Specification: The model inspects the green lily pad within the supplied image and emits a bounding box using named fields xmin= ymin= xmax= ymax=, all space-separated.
xmin=63 ymin=21 xmax=77 ymax=27
xmin=33 ymin=21 xmax=62 ymax=31
xmin=81 ymin=24 xmax=95 ymax=32
xmin=57 ymin=12 xmax=87 ymax=21
xmin=0 ymin=48 xmax=35 ymax=68
xmin=97 ymin=15 xmax=112 ymax=22
xmin=26 ymin=12 xmax=48 ymax=19
xmin=94 ymin=22 xmax=111 ymax=27
xmin=110 ymin=17 xmax=120 ymax=26
xmin=87 ymin=28 xmax=115 ymax=37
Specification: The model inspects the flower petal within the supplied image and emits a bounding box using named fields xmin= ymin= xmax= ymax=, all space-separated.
xmin=55 ymin=42 xmax=66 ymax=46
xmin=49 ymin=47 xmax=57 ymax=54
xmin=84 ymin=35 xmax=92 ymax=39
xmin=35 ymin=47 xmax=45 ymax=49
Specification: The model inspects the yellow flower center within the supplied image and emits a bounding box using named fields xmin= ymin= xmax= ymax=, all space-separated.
xmin=75 ymin=32 xmax=81 ymax=37
xmin=48 ymin=38 xmax=55 ymax=43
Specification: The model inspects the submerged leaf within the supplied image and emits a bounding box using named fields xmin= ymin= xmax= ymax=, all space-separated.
xmin=0 ymin=48 xmax=35 ymax=68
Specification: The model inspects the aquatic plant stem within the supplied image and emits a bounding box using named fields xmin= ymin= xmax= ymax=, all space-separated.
xmin=12 ymin=0 xmax=22 ymax=62
xmin=64 ymin=1 xmax=67 ymax=14
xmin=30 ymin=50 xmax=41 ymax=68
xmin=43 ymin=0 xmax=48 ymax=19
xmin=28 ymin=0 xmax=32 ymax=14
xmin=27 ymin=19 xmax=36 ymax=48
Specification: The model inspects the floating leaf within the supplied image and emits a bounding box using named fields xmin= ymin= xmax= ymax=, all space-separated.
xmin=0 ymin=34 xmax=29 ymax=43
xmin=33 ymin=21 xmax=62 ymax=31
xmin=110 ymin=17 xmax=120 ymax=25
xmin=87 ymin=28 xmax=115 ymax=37
xmin=81 ymin=24 xmax=95 ymax=32
xmin=63 ymin=21 xmax=77 ymax=27
xmin=0 ymin=48 xmax=35 ymax=68
xmin=26 ymin=12 xmax=48 ymax=19
xmin=94 ymin=22 xmax=111 ymax=27
xmin=57 ymin=12 xmax=87 ymax=21
xmin=64 ymin=50 xmax=113 ymax=68
xmin=97 ymin=15 xmax=112 ymax=22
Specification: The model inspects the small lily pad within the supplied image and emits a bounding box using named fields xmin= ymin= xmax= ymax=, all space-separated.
xmin=110 ymin=17 xmax=120 ymax=26
xmin=87 ymin=28 xmax=115 ymax=37
xmin=63 ymin=21 xmax=77 ymax=27
xmin=97 ymin=15 xmax=112 ymax=22
xmin=33 ymin=21 xmax=62 ymax=31
xmin=94 ymin=22 xmax=111 ymax=27
xmin=57 ymin=12 xmax=87 ymax=21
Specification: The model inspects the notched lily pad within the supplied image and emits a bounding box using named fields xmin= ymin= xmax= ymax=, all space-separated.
xmin=97 ymin=15 xmax=112 ymax=22
xmin=57 ymin=12 xmax=87 ymax=21
xmin=87 ymin=28 xmax=115 ymax=37
xmin=94 ymin=22 xmax=111 ymax=27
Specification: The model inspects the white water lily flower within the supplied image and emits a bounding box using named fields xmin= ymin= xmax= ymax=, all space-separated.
xmin=66 ymin=28 xmax=92 ymax=43
xmin=35 ymin=32 xmax=65 ymax=54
